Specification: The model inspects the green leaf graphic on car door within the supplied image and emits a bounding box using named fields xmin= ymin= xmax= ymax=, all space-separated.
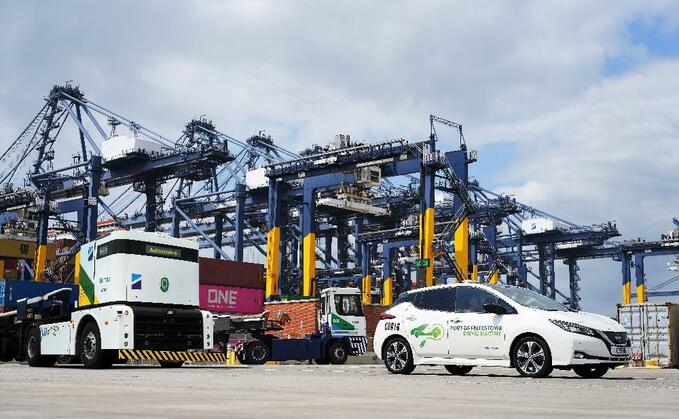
xmin=410 ymin=323 xmax=444 ymax=347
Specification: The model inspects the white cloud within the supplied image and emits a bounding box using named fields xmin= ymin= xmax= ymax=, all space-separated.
xmin=0 ymin=0 xmax=678 ymax=312
xmin=491 ymin=60 xmax=679 ymax=237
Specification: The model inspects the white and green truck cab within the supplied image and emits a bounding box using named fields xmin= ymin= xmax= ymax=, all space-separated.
xmin=236 ymin=287 xmax=368 ymax=365
xmin=30 ymin=230 xmax=213 ymax=368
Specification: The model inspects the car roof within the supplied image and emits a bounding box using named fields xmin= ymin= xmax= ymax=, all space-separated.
xmin=401 ymin=282 xmax=512 ymax=295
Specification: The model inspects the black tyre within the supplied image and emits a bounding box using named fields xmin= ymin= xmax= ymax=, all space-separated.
xmin=512 ymin=335 xmax=553 ymax=378
xmin=327 ymin=341 xmax=348 ymax=365
xmin=383 ymin=337 xmax=415 ymax=375
xmin=445 ymin=365 xmax=473 ymax=375
xmin=79 ymin=322 xmax=113 ymax=369
xmin=244 ymin=340 xmax=270 ymax=365
xmin=573 ymin=365 xmax=609 ymax=378
xmin=159 ymin=360 xmax=185 ymax=368
xmin=25 ymin=327 xmax=57 ymax=368
xmin=236 ymin=349 xmax=248 ymax=364
xmin=1 ymin=337 xmax=19 ymax=362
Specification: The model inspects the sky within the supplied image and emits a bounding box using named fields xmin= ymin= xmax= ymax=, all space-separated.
xmin=1 ymin=1 xmax=678 ymax=314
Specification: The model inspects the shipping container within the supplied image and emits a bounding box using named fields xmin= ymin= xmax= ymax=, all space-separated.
xmin=199 ymin=284 xmax=263 ymax=314
xmin=198 ymin=258 xmax=265 ymax=289
xmin=0 ymin=279 xmax=79 ymax=309
xmin=617 ymin=303 xmax=679 ymax=368
xmin=0 ymin=239 xmax=57 ymax=260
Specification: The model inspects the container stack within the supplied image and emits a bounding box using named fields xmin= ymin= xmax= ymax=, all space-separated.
xmin=617 ymin=303 xmax=679 ymax=368
xmin=198 ymin=258 xmax=265 ymax=315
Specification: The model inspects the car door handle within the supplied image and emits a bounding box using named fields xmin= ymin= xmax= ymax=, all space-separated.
xmin=405 ymin=316 xmax=417 ymax=321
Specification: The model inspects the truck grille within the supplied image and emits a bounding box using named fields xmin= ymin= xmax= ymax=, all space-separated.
xmin=132 ymin=306 xmax=204 ymax=351
xmin=603 ymin=331 xmax=628 ymax=345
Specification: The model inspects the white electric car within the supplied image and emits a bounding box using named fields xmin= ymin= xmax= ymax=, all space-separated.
xmin=374 ymin=283 xmax=630 ymax=378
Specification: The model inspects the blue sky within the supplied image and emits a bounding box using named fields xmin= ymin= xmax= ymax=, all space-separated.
xmin=604 ymin=15 xmax=679 ymax=76
xmin=0 ymin=1 xmax=677 ymax=314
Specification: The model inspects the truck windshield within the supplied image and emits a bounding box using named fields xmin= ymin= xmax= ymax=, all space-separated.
xmin=489 ymin=285 xmax=568 ymax=312
xmin=334 ymin=295 xmax=363 ymax=316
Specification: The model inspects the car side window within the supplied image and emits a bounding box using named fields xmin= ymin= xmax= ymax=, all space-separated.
xmin=496 ymin=297 xmax=517 ymax=314
xmin=413 ymin=288 xmax=455 ymax=312
xmin=455 ymin=287 xmax=496 ymax=313
xmin=394 ymin=292 xmax=415 ymax=306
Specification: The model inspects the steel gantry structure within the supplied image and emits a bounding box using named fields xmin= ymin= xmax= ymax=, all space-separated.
xmin=1 ymin=84 xmax=670 ymax=311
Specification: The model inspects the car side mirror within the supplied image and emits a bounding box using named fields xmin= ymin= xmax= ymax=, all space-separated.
xmin=483 ymin=303 xmax=506 ymax=315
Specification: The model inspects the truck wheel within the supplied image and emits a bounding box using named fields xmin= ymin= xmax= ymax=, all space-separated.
xmin=159 ymin=360 xmax=184 ymax=368
xmin=25 ymin=327 xmax=57 ymax=367
xmin=79 ymin=322 xmax=113 ymax=369
xmin=245 ymin=340 xmax=270 ymax=365
xmin=573 ymin=365 xmax=609 ymax=378
xmin=1 ymin=337 xmax=19 ymax=362
xmin=328 ymin=341 xmax=348 ymax=365
xmin=512 ymin=335 xmax=553 ymax=378
xmin=445 ymin=365 xmax=473 ymax=375
xmin=383 ymin=337 xmax=415 ymax=375
xmin=236 ymin=349 xmax=248 ymax=364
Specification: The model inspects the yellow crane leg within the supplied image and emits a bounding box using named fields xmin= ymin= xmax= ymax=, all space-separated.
xmin=381 ymin=277 xmax=393 ymax=305
xmin=265 ymin=227 xmax=281 ymax=299
xmin=362 ymin=274 xmax=372 ymax=304
xmin=34 ymin=244 xmax=48 ymax=282
xmin=422 ymin=207 xmax=435 ymax=287
xmin=454 ymin=218 xmax=469 ymax=281
xmin=302 ymin=232 xmax=316 ymax=296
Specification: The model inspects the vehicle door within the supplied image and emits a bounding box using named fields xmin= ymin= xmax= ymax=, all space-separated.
xmin=448 ymin=286 xmax=514 ymax=359
xmin=402 ymin=288 xmax=456 ymax=358
xmin=331 ymin=293 xmax=365 ymax=337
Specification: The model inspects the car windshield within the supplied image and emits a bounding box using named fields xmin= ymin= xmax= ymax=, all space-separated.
xmin=489 ymin=285 xmax=568 ymax=312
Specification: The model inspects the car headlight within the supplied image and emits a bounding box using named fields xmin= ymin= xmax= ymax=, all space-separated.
xmin=550 ymin=319 xmax=597 ymax=337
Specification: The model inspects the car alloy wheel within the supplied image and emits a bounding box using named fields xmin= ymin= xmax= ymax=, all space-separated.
xmin=516 ymin=340 xmax=546 ymax=375
xmin=385 ymin=340 xmax=409 ymax=373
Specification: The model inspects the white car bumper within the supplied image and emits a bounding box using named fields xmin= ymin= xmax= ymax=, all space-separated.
xmin=555 ymin=334 xmax=631 ymax=366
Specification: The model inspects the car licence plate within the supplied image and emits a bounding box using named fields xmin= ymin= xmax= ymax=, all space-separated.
xmin=612 ymin=346 xmax=629 ymax=355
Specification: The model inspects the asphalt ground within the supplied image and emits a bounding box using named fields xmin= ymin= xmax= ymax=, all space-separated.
xmin=1 ymin=362 xmax=677 ymax=418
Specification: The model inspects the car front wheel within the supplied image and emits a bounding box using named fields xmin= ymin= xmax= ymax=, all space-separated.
xmin=573 ymin=365 xmax=609 ymax=378
xmin=383 ymin=337 xmax=415 ymax=375
xmin=512 ymin=336 xmax=553 ymax=378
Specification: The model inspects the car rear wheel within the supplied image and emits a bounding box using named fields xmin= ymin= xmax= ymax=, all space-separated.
xmin=573 ymin=365 xmax=609 ymax=378
xmin=383 ymin=337 xmax=415 ymax=375
xmin=512 ymin=336 xmax=553 ymax=378
xmin=445 ymin=365 xmax=473 ymax=375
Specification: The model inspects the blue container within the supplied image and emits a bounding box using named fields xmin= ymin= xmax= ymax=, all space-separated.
xmin=0 ymin=280 xmax=79 ymax=309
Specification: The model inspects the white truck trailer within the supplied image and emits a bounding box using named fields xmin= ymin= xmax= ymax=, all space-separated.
xmin=0 ymin=231 xmax=214 ymax=368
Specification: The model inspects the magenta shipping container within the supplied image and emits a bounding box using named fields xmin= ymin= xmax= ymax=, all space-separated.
xmin=199 ymin=284 xmax=264 ymax=314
